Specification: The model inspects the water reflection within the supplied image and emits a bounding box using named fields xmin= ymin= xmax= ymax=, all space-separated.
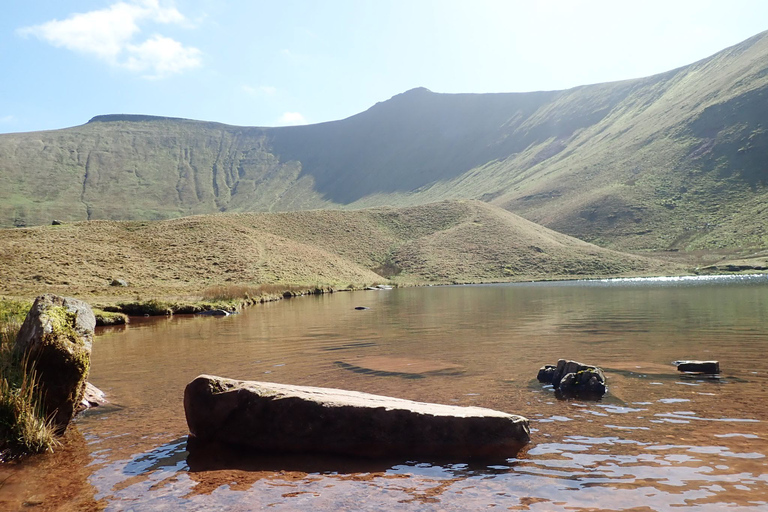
xmin=7 ymin=275 xmax=768 ymax=510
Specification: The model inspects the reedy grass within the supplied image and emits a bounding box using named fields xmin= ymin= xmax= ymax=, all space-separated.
xmin=0 ymin=300 xmax=60 ymax=459
xmin=92 ymin=308 xmax=129 ymax=326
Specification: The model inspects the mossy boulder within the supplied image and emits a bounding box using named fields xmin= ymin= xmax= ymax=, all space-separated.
xmin=537 ymin=359 xmax=607 ymax=400
xmin=14 ymin=294 xmax=95 ymax=433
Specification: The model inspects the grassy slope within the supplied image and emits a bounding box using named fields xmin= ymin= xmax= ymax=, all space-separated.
xmin=1 ymin=33 xmax=766 ymax=255
xmin=0 ymin=201 xmax=676 ymax=299
xmin=481 ymin=32 xmax=768 ymax=253
xmin=0 ymin=118 xmax=330 ymax=228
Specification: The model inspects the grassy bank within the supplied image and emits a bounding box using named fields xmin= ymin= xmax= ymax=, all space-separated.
xmin=0 ymin=201 xmax=682 ymax=303
xmin=0 ymin=300 xmax=59 ymax=459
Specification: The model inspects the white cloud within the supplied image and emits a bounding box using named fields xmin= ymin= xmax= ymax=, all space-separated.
xmin=17 ymin=0 xmax=200 ymax=78
xmin=277 ymin=112 xmax=308 ymax=126
xmin=0 ymin=115 xmax=15 ymax=124
xmin=124 ymin=35 xmax=202 ymax=79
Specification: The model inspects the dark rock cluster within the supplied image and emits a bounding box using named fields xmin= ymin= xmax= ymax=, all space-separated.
xmin=537 ymin=359 xmax=607 ymax=400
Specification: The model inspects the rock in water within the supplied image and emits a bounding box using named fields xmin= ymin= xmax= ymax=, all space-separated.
xmin=184 ymin=375 xmax=530 ymax=459
xmin=674 ymin=360 xmax=720 ymax=374
xmin=537 ymin=364 xmax=557 ymax=383
xmin=197 ymin=309 xmax=230 ymax=316
xmin=537 ymin=359 xmax=607 ymax=400
xmin=76 ymin=382 xmax=107 ymax=413
xmin=14 ymin=294 xmax=95 ymax=432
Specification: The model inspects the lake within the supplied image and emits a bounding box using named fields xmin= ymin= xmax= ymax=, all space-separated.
xmin=2 ymin=275 xmax=767 ymax=511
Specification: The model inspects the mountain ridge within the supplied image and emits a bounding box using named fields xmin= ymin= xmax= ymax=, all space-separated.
xmin=1 ymin=30 xmax=767 ymax=254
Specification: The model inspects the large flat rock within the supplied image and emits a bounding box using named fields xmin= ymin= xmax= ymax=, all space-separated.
xmin=184 ymin=375 xmax=530 ymax=459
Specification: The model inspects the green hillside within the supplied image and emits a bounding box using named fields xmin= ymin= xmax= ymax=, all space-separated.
xmin=0 ymin=200 xmax=674 ymax=298
xmin=1 ymin=31 xmax=767 ymax=254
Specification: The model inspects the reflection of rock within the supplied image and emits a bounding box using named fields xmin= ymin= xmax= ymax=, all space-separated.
xmin=0 ymin=428 xmax=103 ymax=510
xmin=184 ymin=375 xmax=530 ymax=458
xmin=14 ymin=294 xmax=95 ymax=432
xmin=674 ymin=360 xmax=720 ymax=374
xmin=537 ymin=359 xmax=607 ymax=400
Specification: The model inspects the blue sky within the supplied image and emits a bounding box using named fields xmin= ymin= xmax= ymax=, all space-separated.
xmin=2 ymin=0 xmax=767 ymax=133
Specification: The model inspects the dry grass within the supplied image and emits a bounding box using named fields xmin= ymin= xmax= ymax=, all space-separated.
xmin=0 ymin=301 xmax=60 ymax=459
xmin=0 ymin=201 xmax=682 ymax=303
xmin=2 ymin=34 xmax=768 ymax=258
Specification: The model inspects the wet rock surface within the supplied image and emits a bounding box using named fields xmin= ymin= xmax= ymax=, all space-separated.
xmin=196 ymin=309 xmax=231 ymax=316
xmin=184 ymin=375 xmax=530 ymax=459
xmin=76 ymin=382 xmax=107 ymax=413
xmin=537 ymin=359 xmax=607 ymax=400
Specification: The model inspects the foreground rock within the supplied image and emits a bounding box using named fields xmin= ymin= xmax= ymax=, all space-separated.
xmin=14 ymin=294 xmax=95 ymax=432
xmin=184 ymin=375 xmax=530 ymax=458
xmin=674 ymin=360 xmax=720 ymax=374
xmin=537 ymin=359 xmax=607 ymax=400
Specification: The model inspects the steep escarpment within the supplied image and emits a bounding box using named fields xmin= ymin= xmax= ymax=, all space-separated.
xmin=1 ymin=31 xmax=767 ymax=254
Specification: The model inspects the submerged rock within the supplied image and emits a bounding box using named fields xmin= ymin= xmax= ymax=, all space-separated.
xmin=674 ymin=360 xmax=720 ymax=374
xmin=537 ymin=359 xmax=607 ymax=400
xmin=184 ymin=375 xmax=530 ymax=459
xmin=14 ymin=294 xmax=95 ymax=432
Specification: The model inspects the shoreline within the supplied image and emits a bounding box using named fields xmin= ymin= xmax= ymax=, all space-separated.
xmin=9 ymin=268 xmax=768 ymax=321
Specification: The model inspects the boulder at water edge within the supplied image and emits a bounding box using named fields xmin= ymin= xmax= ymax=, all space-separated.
xmin=184 ymin=375 xmax=530 ymax=458
xmin=14 ymin=294 xmax=95 ymax=432
xmin=537 ymin=359 xmax=607 ymax=400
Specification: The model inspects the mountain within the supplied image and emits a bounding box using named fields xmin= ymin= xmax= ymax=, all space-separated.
xmin=1 ymin=31 xmax=767 ymax=254
xmin=0 ymin=200 xmax=674 ymax=297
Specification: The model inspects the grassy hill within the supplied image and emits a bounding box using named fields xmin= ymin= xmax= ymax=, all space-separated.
xmin=0 ymin=201 xmax=675 ymax=299
xmin=1 ymin=32 xmax=767 ymax=255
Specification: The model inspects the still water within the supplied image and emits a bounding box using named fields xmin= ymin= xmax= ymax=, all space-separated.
xmin=2 ymin=275 xmax=768 ymax=511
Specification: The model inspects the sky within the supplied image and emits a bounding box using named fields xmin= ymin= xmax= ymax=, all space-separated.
xmin=1 ymin=0 xmax=767 ymax=133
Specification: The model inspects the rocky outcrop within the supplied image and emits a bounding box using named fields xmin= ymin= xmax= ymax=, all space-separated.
xmin=14 ymin=294 xmax=95 ymax=432
xmin=184 ymin=375 xmax=530 ymax=459
xmin=674 ymin=360 xmax=720 ymax=374
xmin=537 ymin=359 xmax=607 ymax=400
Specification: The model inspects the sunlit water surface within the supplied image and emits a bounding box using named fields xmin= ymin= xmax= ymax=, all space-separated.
xmin=2 ymin=275 xmax=767 ymax=511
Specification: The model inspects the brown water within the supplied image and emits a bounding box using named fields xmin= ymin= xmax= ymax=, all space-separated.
xmin=2 ymin=275 xmax=768 ymax=511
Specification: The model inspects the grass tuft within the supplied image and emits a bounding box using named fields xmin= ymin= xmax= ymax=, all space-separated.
xmin=0 ymin=300 xmax=60 ymax=459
